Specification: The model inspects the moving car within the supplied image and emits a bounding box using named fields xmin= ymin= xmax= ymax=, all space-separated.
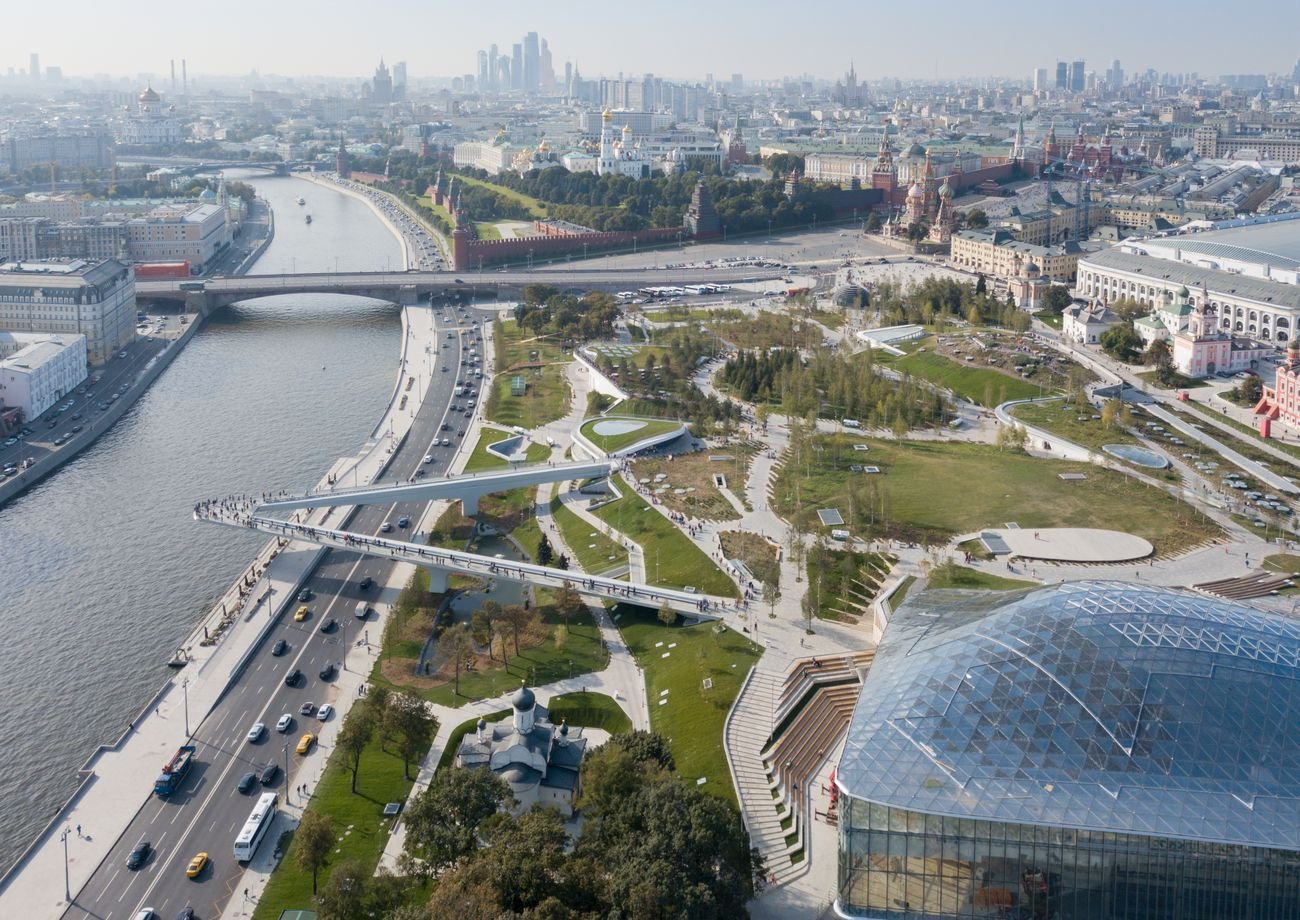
xmin=300 ymin=702 xmax=316 ymax=717
xmin=259 ymin=762 xmax=279 ymax=784
xmin=247 ymin=722 xmax=266 ymax=742
xmin=319 ymin=663 xmax=336 ymax=681
xmin=317 ymin=704 xmax=334 ymax=721
xmin=359 ymin=575 xmax=374 ymax=590
xmin=126 ymin=840 xmax=151 ymax=870
xmin=397 ymin=515 xmax=410 ymax=528
xmin=185 ymin=852 xmax=209 ymax=878
xmin=380 ymin=521 xmax=393 ymax=533
xmin=237 ymin=772 xmax=257 ymax=794
xmin=296 ymin=733 xmax=316 ymax=755
xmin=319 ymin=617 xmax=338 ymax=633
xmin=276 ymin=713 xmax=294 ymax=733
xmin=297 ymin=588 xmax=313 ymax=602
xmin=294 ymin=605 xmax=310 ymax=622
xmin=284 ymin=668 xmax=303 ymax=686
xmin=271 ymin=638 xmax=288 ymax=656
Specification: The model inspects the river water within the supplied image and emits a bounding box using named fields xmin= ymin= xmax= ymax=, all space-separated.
xmin=0 ymin=172 xmax=403 ymax=875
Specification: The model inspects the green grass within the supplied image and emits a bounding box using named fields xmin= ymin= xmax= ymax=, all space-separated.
xmin=1009 ymin=399 xmax=1138 ymax=453
xmin=1033 ymin=310 xmax=1063 ymax=330
xmin=889 ymin=575 xmax=916 ymax=609
xmin=464 ymin=427 xmax=552 ymax=472
xmin=894 ymin=349 xmax=1046 ymax=406
xmin=614 ymin=604 xmax=761 ymax=805
xmin=450 ymin=173 xmax=549 ymax=218
xmin=550 ymin=497 xmax=629 ymax=576
xmin=1263 ymin=554 xmax=1300 ymax=575
xmin=546 ymin=690 xmax=633 ymax=734
xmin=252 ymin=731 xmax=414 ymax=920
xmin=1136 ymin=369 xmax=1208 ymax=390
xmin=579 ymin=415 xmax=685 ymax=454
xmin=489 ymin=319 xmax=572 ymax=429
xmin=803 ymin=549 xmax=897 ymax=622
xmin=593 ymin=488 xmax=737 ymax=596
xmin=772 ymin=435 xmax=1222 ymax=557
xmin=474 ymin=222 xmax=502 ymax=240
xmin=925 ymin=563 xmax=1037 ymax=591
xmin=371 ymin=599 xmax=610 ymax=708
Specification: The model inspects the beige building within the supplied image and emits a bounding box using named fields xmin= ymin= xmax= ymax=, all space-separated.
xmin=950 ymin=229 xmax=1083 ymax=282
xmin=0 ymin=259 xmax=135 ymax=365
xmin=122 ymin=203 xmax=228 ymax=269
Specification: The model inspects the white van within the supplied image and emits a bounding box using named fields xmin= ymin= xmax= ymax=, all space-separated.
xmin=354 ymin=602 xmax=368 ymax=619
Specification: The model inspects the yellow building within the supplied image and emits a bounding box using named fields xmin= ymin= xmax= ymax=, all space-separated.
xmin=950 ymin=229 xmax=1083 ymax=282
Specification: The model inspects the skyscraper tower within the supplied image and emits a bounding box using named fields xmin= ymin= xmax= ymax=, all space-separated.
xmin=511 ymin=44 xmax=523 ymax=91
xmin=523 ymin=32 xmax=540 ymax=93
xmin=488 ymin=44 xmax=499 ymax=91
xmin=1055 ymin=61 xmax=1068 ymax=89
xmin=539 ymin=37 xmax=554 ymax=92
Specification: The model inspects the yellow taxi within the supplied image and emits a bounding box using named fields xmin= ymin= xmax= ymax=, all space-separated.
xmin=294 ymin=605 xmax=310 ymax=622
xmin=295 ymin=733 xmax=316 ymax=755
xmin=185 ymin=852 xmax=209 ymax=878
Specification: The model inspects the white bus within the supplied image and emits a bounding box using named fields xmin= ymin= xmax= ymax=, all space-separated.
xmin=234 ymin=793 xmax=278 ymax=862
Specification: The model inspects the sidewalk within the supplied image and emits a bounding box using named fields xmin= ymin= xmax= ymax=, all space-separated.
xmin=0 ymin=302 xmax=443 ymax=920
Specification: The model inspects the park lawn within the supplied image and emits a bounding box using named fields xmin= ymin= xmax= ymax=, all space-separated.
xmin=719 ymin=530 xmax=781 ymax=586
xmin=580 ymin=416 xmax=685 ymax=454
xmin=450 ymin=172 xmax=549 ymax=218
xmin=474 ymin=222 xmax=502 ymax=240
xmin=1009 ymin=399 xmax=1139 ymax=453
xmin=490 ymin=319 xmax=572 ymax=429
xmin=1136 ymin=369 xmax=1208 ymax=390
xmin=546 ymin=690 xmax=633 ymax=734
xmin=925 ymin=563 xmax=1037 ymax=591
xmin=649 ymin=305 xmax=745 ymax=323
xmin=373 ymin=599 xmax=609 ymax=708
xmin=464 ymin=427 xmax=552 ymax=472
xmin=772 ymin=435 xmax=1222 ymax=556
xmin=614 ymin=603 xmax=761 ymax=806
xmin=593 ymin=488 xmax=738 ymax=597
xmin=894 ymin=349 xmax=1045 ymax=406
xmin=632 ymin=441 xmax=760 ymax=521
xmin=550 ymin=498 xmax=629 ymax=576
xmin=1033 ymin=310 xmax=1063 ymax=330
xmin=889 ymin=575 xmax=916 ymax=609
xmin=251 ymin=732 xmax=414 ymax=920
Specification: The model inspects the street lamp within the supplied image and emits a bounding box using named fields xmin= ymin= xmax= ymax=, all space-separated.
xmin=59 ymin=826 xmax=72 ymax=902
xmin=283 ymin=743 xmax=291 ymax=804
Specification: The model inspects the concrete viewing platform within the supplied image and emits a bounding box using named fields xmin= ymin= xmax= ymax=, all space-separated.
xmin=195 ymin=505 xmax=735 ymax=616
xmin=979 ymin=527 xmax=1154 ymax=563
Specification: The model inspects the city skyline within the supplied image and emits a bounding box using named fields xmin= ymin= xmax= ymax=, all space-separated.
xmin=2 ymin=0 xmax=1297 ymax=84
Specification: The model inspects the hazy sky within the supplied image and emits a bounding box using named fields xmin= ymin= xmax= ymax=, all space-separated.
xmin=2 ymin=0 xmax=1293 ymax=83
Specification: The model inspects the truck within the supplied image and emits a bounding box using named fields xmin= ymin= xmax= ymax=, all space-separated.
xmin=153 ymin=745 xmax=196 ymax=797
xmin=133 ymin=261 xmax=192 ymax=280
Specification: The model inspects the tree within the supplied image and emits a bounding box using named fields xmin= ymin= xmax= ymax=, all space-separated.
xmin=388 ymin=690 xmax=439 ymax=780
xmin=367 ymin=685 xmax=393 ymax=752
xmin=556 ymin=581 xmax=584 ymax=634
xmin=315 ymin=858 xmax=367 ymax=920
xmin=1042 ymin=284 xmax=1073 ymax=315
xmin=502 ymin=603 xmax=535 ymax=657
xmin=965 ymin=208 xmax=989 ymax=229
xmin=1233 ymin=374 xmax=1263 ymax=404
xmin=1100 ymin=397 xmax=1132 ymax=431
xmin=657 ymin=599 xmax=677 ymax=626
xmin=996 ymin=421 xmax=1029 ymax=453
xmin=295 ymin=811 xmax=335 ymax=894
xmin=762 ymin=575 xmax=780 ymax=618
xmin=1143 ymin=337 xmax=1172 ymax=368
xmin=442 ymin=623 xmax=476 ymax=698
xmin=335 ymin=704 xmax=374 ymax=794
xmin=536 ymin=533 xmax=554 ymax=566
xmin=1100 ymin=324 xmax=1143 ymax=363
xmin=974 ymin=273 xmax=988 ymax=295
xmin=470 ymin=608 xmax=493 ymax=659
xmin=554 ymin=553 xmax=570 ymax=570
xmin=403 ymin=766 xmax=512 ymax=875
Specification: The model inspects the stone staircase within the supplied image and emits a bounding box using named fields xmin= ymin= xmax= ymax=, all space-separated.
xmin=725 ymin=666 xmax=808 ymax=888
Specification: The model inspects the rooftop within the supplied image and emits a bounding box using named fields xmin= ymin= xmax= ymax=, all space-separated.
xmin=838 ymin=581 xmax=1300 ymax=849
xmin=1140 ymin=220 xmax=1300 ymax=270
xmin=1083 ymin=247 xmax=1300 ymax=310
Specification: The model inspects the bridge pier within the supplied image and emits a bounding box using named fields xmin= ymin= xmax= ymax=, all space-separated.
xmin=461 ymin=495 xmax=479 ymax=517
xmin=427 ymin=568 xmax=448 ymax=593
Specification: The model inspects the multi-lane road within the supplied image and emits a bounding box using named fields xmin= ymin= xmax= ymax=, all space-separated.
xmin=62 ymin=301 xmax=490 ymax=920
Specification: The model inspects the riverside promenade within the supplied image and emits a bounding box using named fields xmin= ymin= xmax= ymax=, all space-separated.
xmin=0 ymin=300 xmax=442 ymax=920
